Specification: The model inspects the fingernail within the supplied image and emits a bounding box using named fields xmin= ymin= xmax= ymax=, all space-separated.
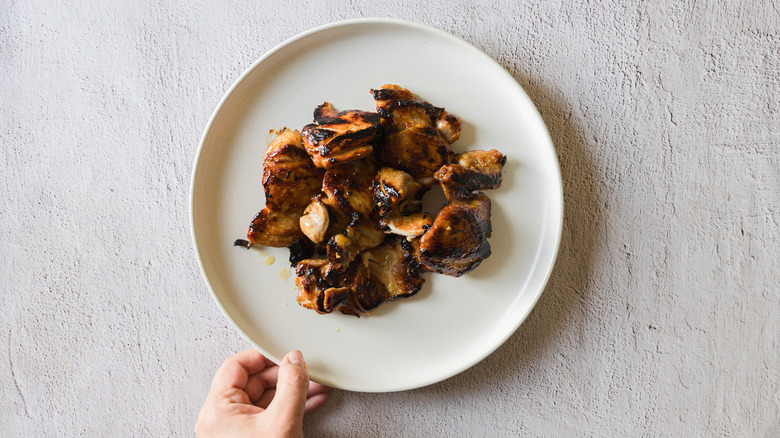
xmin=288 ymin=350 xmax=305 ymax=368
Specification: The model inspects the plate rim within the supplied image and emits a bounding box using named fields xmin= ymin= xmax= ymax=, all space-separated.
xmin=190 ymin=17 xmax=564 ymax=392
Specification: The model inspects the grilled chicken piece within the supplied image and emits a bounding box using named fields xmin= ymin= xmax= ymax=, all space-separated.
xmin=320 ymin=159 xmax=384 ymax=271
xmin=326 ymin=222 xmax=385 ymax=272
xmin=321 ymin=159 xmax=377 ymax=219
xmin=418 ymin=194 xmax=493 ymax=277
xmin=295 ymin=259 xmax=353 ymax=314
xmin=435 ymin=149 xmax=507 ymax=201
xmin=247 ymin=130 xmax=324 ymax=247
xmin=301 ymin=103 xmax=381 ymax=169
xmin=435 ymin=113 xmax=463 ymax=144
xmin=294 ymin=235 xmax=424 ymax=316
xmin=295 ymin=257 xmax=386 ymax=316
xmin=370 ymin=85 xmax=461 ymax=180
xmin=372 ymin=85 xmax=462 ymax=143
xmin=385 ymin=213 xmax=433 ymax=238
xmin=364 ymin=235 xmax=425 ymax=300
xmin=373 ymin=168 xmax=427 ymax=218
xmin=287 ymin=237 xmax=315 ymax=267
xmin=372 ymin=167 xmax=432 ymax=237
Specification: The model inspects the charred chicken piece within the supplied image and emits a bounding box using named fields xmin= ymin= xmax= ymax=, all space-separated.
xmin=372 ymin=85 xmax=462 ymax=143
xmin=287 ymin=237 xmax=315 ymax=267
xmin=321 ymin=159 xmax=377 ymax=219
xmin=373 ymin=167 xmax=432 ymax=238
xmin=301 ymin=103 xmax=381 ymax=169
xmin=435 ymin=149 xmax=507 ymax=202
xmin=247 ymin=130 xmax=325 ymax=247
xmin=370 ymin=84 xmax=461 ymax=180
xmin=364 ymin=235 xmax=425 ymax=300
xmin=320 ymin=159 xmax=384 ymax=271
xmin=295 ymin=257 xmax=386 ymax=316
xmin=435 ymin=112 xmax=463 ymax=144
xmin=295 ymin=259 xmax=352 ymax=314
xmin=294 ymin=235 xmax=425 ymax=316
xmin=325 ymin=221 xmax=385 ymax=272
xmin=373 ymin=167 xmax=427 ymax=218
xmin=418 ymin=194 xmax=493 ymax=277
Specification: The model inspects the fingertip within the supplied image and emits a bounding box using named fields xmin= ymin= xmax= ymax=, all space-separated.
xmin=279 ymin=353 xmax=310 ymax=389
xmin=266 ymin=350 xmax=310 ymax=422
xmin=285 ymin=350 xmax=306 ymax=370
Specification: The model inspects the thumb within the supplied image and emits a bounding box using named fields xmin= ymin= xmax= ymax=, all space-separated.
xmin=266 ymin=350 xmax=309 ymax=425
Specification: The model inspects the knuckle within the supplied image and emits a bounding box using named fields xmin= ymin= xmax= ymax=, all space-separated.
xmin=223 ymin=387 xmax=249 ymax=404
xmin=282 ymin=369 xmax=310 ymax=389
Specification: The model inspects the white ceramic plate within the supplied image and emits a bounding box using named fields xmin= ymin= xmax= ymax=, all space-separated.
xmin=191 ymin=19 xmax=562 ymax=392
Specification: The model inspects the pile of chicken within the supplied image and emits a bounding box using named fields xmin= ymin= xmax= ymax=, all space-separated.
xmin=240 ymin=85 xmax=506 ymax=317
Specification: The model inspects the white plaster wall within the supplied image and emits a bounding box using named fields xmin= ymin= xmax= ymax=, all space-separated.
xmin=1 ymin=1 xmax=778 ymax=436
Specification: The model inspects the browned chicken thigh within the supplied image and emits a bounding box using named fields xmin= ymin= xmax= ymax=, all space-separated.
xmin=247 ymin=130 xmax=325 ymax=247
xmin=295 ymin=235 xmax=424 ymax=316
xmin=416 ymin=150 xmax=505 ymax=275
xmin=295 ymin=256 xmax=388 ymax=317
xmin=363 ymin=235 xmax=425 ymax=300
xmin=370 ymin=85 xmax=461 ymax=180
xmin=418 ymin=194 xmax=493 ymax=277
xmin=435 ymin=149 xmax=507 ymax=201
xmin=301 ymin=103 xmax=381 ymax=169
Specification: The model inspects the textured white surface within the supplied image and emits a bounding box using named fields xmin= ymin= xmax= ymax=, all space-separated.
xmin=1 ymin=1 xmax=778 ymax=436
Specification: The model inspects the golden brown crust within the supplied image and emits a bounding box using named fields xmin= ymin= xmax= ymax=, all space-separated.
xmin=247 ymin=131 xmax=324 ymax=247
xmin=294 ymin=235 xmax=424 ymax=316
xmin=370 ymin=85 xmax=460 ymax=179
xmin=418 ymin=195 xmax=493 ymax=277
xmin=301 ymin=103 xmax=381 ymax=169
xmin=320 ymin=159 xmax=378 ymax=221
xmin=435 ymin=149 xmax=506 ymax=202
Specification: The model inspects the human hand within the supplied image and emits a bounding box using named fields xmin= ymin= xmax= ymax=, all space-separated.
xmin=195 ymin=349 xmax=331 ymax=438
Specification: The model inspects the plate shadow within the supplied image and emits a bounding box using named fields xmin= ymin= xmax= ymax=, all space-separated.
xmin=412 ymin=72 xmax=602 ymax=393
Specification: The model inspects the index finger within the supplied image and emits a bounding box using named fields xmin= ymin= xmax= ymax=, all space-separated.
xmin=209 ymin=349 xmax=276 ymax=394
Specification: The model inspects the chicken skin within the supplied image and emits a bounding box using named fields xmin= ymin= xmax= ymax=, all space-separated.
xmin=301 ymin=103 xmax=381 ymax=169
xmin=247 ymin=130 xmax=324 ymax=247
xmin=295 ymin=255 xmax=388 ymax=317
